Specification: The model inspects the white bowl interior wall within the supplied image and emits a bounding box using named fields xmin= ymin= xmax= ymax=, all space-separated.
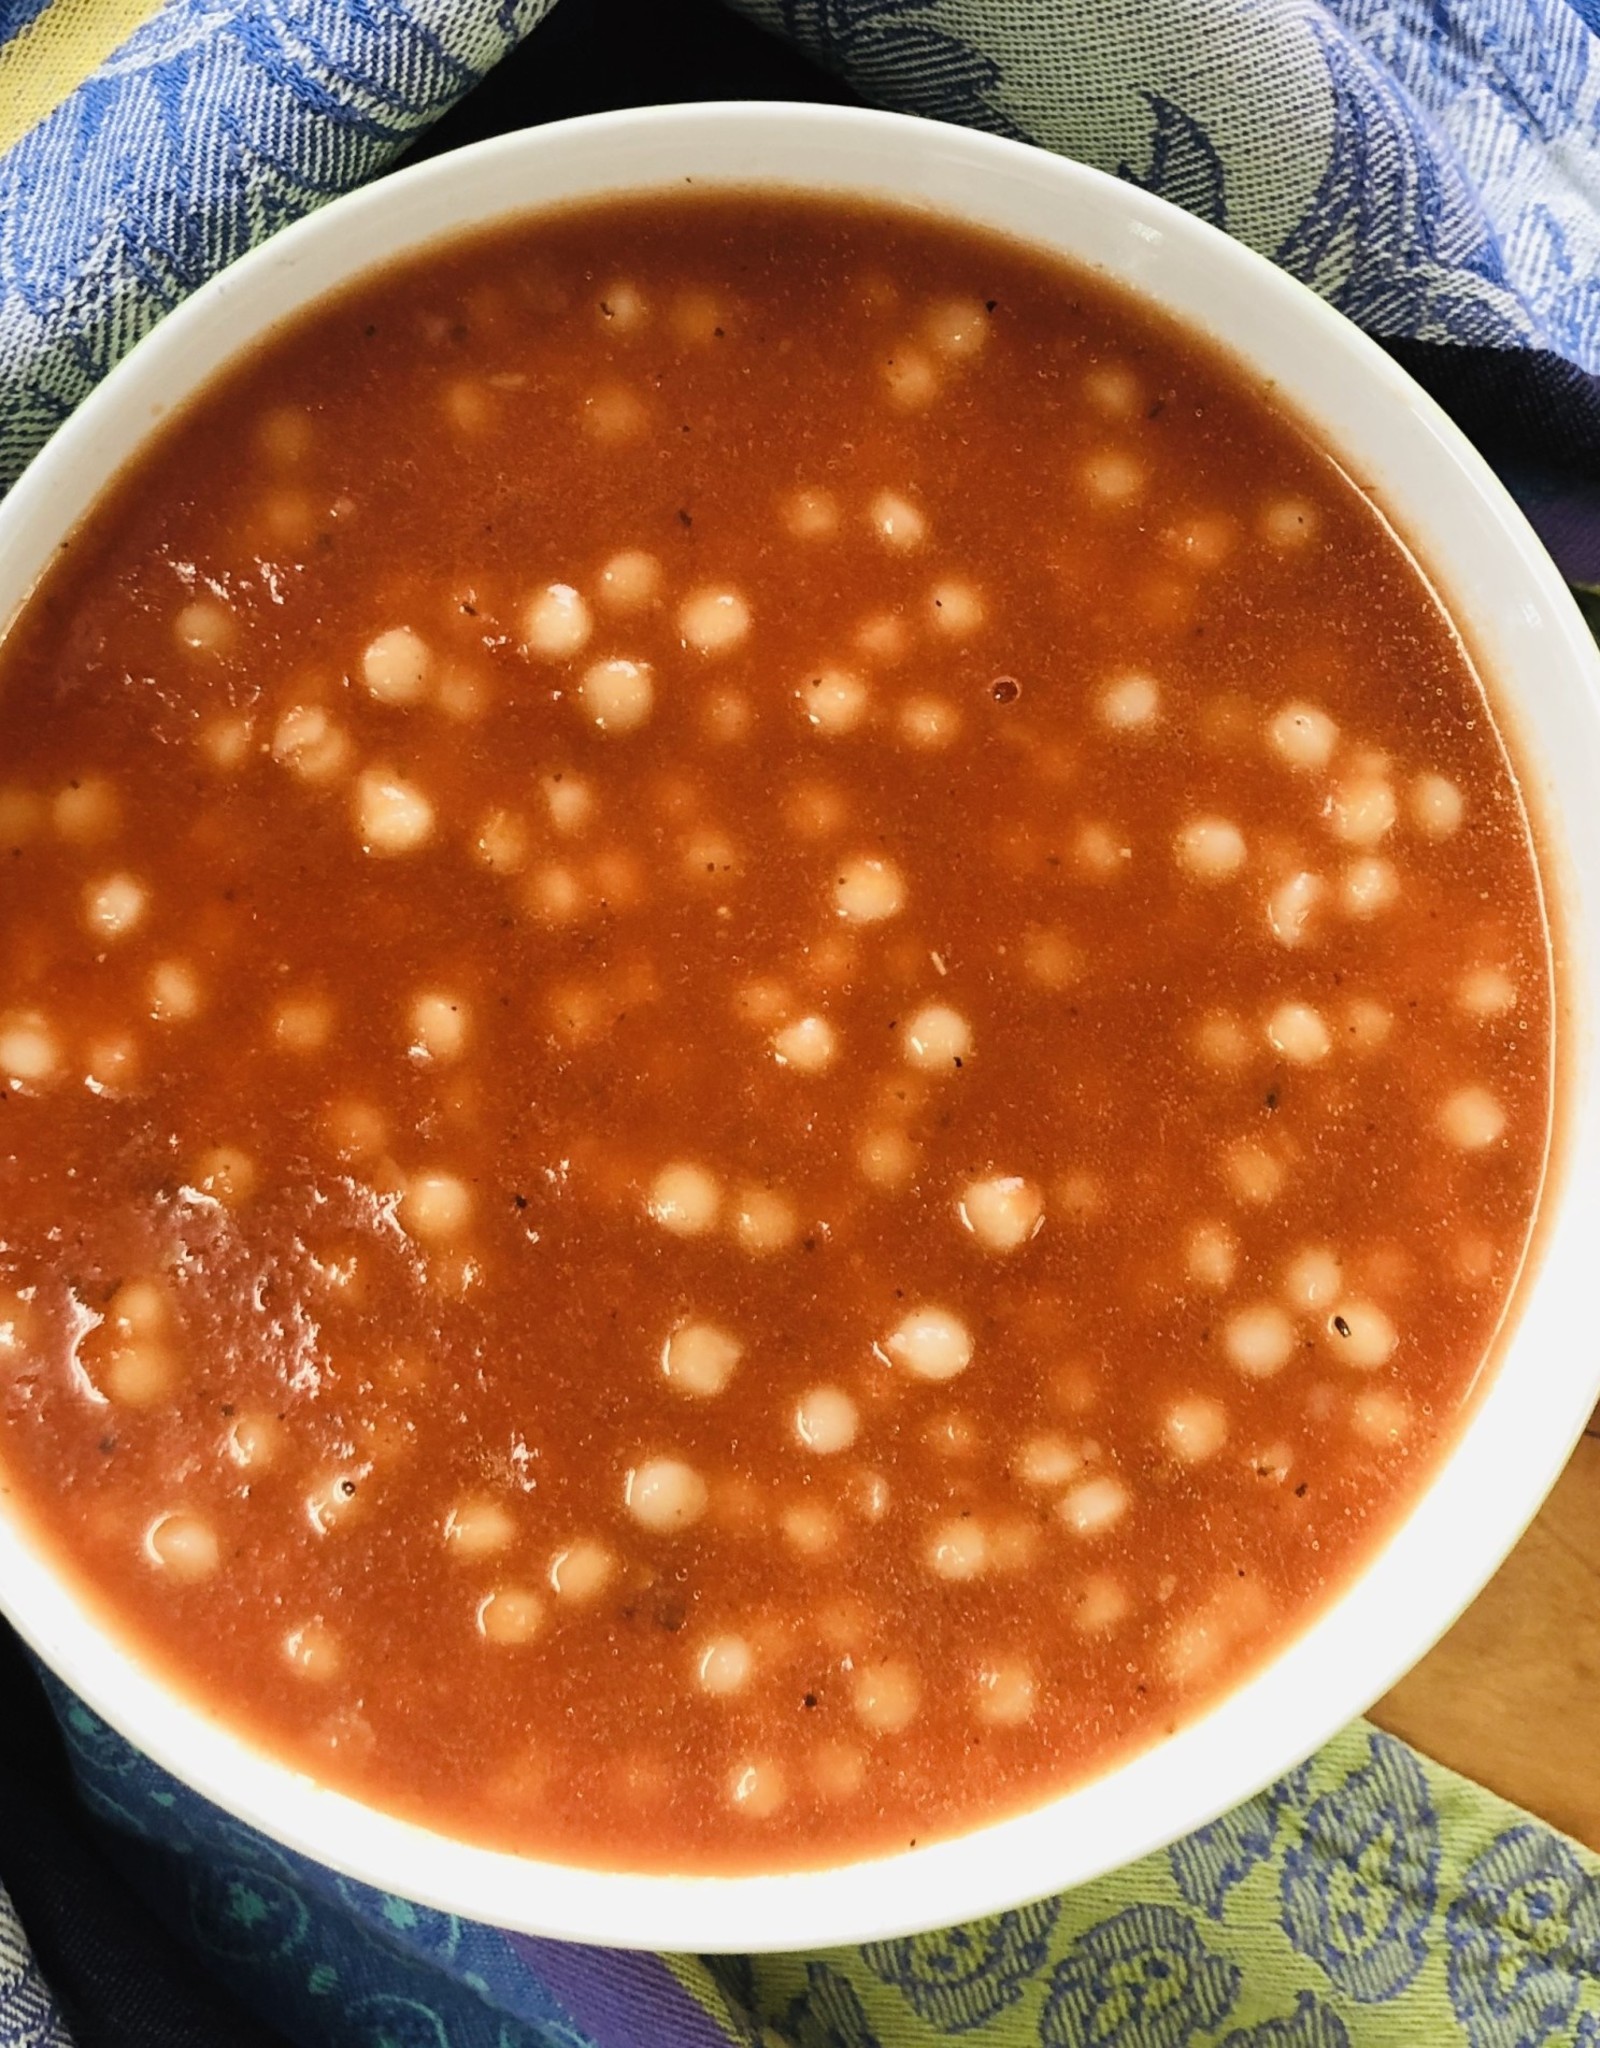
xmin=2 ymin=103 xmax=1599 ymax=1952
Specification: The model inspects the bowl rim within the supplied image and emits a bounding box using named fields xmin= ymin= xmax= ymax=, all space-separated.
xmin=3 ymin=97 xmax=1600 ymax=1954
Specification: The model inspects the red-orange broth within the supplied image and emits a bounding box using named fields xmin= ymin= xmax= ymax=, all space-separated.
xmin=0 ymin=194 xmax=1553 ymax=1871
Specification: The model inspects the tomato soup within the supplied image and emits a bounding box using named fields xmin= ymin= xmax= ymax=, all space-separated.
xmin=0 ymin=194 xmax=1552 ymax=1871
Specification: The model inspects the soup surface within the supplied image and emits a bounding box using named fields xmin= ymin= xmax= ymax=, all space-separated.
xmin=0 ymin=194 xmax=1552 ymax=1872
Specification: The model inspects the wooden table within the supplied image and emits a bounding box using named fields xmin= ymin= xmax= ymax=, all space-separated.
xmin=1372 ymin=1404 xmax=1600 ymax=1850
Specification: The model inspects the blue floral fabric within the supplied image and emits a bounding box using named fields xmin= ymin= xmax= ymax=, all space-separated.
xmin=5 ymin=0 xmax=1600 ymax=526
xmin=0 ymin=1885 xmax=70 ymax=2048
xmin=10 ymin=1676 xmax=1600 ymax=2048
xmin=725 ymin=0 xmax=1600 ymax=370
xmin=0 ymin=0 xmax=556 ymax=490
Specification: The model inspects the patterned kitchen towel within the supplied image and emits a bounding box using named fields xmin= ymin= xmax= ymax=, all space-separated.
xmin=723 ymin=0 xmax=1600 ymax=371
xmin=0 ymin=0 xmax=558 ymax=494
xmin=0 ymin=1888 xmax=69 ymax=2048
xmin=7 ymin=1664 xmax=1600 ymax=2048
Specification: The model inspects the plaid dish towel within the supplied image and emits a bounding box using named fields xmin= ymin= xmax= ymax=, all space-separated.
xmin=2 ymin=4 xmax=1599 ymax=2047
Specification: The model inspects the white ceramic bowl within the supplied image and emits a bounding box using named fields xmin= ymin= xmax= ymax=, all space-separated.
xmin=2 ymin=102 xmax=1599 ymax=1954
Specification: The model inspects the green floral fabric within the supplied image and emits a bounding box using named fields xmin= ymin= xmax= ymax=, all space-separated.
xmin=677 ymin=1723 xmax=1600 ymax=2047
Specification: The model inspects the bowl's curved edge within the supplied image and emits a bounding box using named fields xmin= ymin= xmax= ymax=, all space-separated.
xmin=2 ymin=99 xmax=1599 ymax=1951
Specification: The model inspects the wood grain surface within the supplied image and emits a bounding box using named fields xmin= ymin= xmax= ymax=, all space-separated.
xmin=1372 ymin=1405 xmax=1600 ymax=1850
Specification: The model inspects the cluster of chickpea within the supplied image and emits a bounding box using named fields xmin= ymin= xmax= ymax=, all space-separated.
xmin=0 ymin=297 xmax=1538 ymax=1827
